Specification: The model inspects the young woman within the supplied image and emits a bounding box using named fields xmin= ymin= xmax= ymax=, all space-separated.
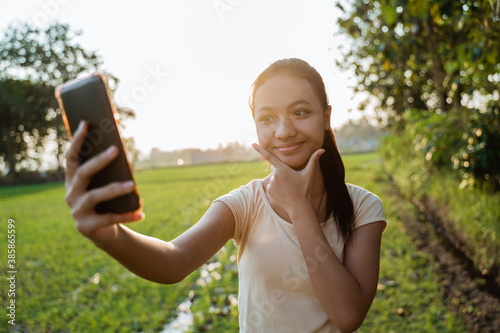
xmin=64 ymin=58 xmax=387 ymax=333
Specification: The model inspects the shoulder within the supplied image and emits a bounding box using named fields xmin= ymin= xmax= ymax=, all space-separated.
xmin=213 ymin=178 xmax=264 ymax=208
xmin=212 ymin=178 xmax=265 ymax=245
xmin=230 ymin=179 xmax=263 ymax=197
xmin=346 ymin=183 xmax=382 ymax=204
xmin=346 ymin=183 xmax=387 ymax=231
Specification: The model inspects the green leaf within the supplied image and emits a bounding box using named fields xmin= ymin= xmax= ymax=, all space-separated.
xmin=445 ymin=61 xmax=458 ymax=74
xmin=381 ymin=3 xmax=398 ymax=25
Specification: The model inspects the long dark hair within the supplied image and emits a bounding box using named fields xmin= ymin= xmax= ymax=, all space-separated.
xmin=249 ymin=58 xmax=355 ymax=242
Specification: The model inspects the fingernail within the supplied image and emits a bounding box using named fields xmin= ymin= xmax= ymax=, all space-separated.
xmin=122 ymin=180 xmax=134 ymax=190
xmin=106 ymin=145 xmax=117 ymax=156
xmin=252 ymin=143 xmax=259 ymax=149
xmin=77 ymin=120 xmax=86 ymax=131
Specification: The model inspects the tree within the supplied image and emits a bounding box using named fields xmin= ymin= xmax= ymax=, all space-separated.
xmin=0 ymin=79 xmax=56 ymax=175
xmin=336 ymin=0 xmax=500 ymax=188
xmin=337 ymin=0 xmax=499 ymax=117
xmin=0 ymin=22 xmax=136 ymax=177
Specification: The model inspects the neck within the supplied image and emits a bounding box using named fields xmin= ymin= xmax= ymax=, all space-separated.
xmin=311 ymin=165 xmax=326 ymax=220
xmin=312 ymin=167 xmax=325 ymax=196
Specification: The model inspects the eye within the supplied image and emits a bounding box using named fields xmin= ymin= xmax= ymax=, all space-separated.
xmin=293 ymin=109 xmax=308 ymax=117
xmin=258 ymin=115 xmax=273 ymax=123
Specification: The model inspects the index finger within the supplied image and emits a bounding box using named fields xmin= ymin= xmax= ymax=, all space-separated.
xmin=65 ymin=120 xmax=88 ymax=179
xmin=252 ymin=143 xmax=289 ymax=170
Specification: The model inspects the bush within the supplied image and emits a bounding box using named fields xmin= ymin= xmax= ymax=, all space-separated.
xmin=388 ymin=105 xmax=500 ymax=192
xmin=451 ymin=101 xmax=500 ymax=191
xmin=381 ymin=120 xmax=500 ymax=285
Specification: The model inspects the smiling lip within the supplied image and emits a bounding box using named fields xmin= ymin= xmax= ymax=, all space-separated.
xmin=274 ymin=142 xmax=303 ymax=152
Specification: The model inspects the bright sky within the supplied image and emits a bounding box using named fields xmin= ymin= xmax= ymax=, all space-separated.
xmin=1 ymin=0 xmax=369 ymax=156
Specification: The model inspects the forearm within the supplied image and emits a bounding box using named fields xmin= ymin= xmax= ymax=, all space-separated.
xmin=290 ymin=206 xmax=369 ymax=332
xmin=93 ymin=202 xmax=234 ymax=285
xmin=97 ymin=224 xmax=183 ymax=284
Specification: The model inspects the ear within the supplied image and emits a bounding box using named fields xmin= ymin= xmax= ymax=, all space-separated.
xmin=324 ymin=106 xmax=332 ymax=130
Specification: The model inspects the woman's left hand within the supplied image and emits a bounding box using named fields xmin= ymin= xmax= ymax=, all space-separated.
xmin=252 ymin=143 xmax=325 ymax=215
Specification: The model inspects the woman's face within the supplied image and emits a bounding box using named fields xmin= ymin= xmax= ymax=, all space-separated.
xmin=253 ymin=74 xmax=331 ymax=171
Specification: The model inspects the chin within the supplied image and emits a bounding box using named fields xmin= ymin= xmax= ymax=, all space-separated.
xmin=280 ymin=155 xmax=308 ymax=171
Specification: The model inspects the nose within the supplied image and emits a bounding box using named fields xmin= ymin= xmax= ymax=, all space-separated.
xmin=275 ymin=117 xmax=297 ymax=140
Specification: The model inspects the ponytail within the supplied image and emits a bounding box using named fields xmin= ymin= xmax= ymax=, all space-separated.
xmin=320 ymin=128 xmax=354 ymax=241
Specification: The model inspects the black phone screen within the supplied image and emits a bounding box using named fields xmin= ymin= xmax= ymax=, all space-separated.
xmin=56 ymin=74 xmax=141 ymax=214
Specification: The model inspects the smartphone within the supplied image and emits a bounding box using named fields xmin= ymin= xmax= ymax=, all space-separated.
xmin=55 ymin=73 xmax=142 ymax=214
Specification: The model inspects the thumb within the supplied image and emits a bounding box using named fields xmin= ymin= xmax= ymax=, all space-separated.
xmin=304 ymin=148 xmax=325 ymax=173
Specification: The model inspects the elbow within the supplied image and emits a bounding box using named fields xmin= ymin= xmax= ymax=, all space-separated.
xmin=161 ymin=277 xmax=183 ymax=285
xmin=143 ymin=270 xmax=187 ymax=285
xmin=338 ymin=323 xmax=362 ymax=333
xmin=332 ymin=312 xmax=366 ymax=333
xmin=337 ymin=322 xmax=362 ymax=333
xmin=159 ymin=272 xmax=187 ymax=285
xmin=328 ymin=296 xmax=371 ymax=332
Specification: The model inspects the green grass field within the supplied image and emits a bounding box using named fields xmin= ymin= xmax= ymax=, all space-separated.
xmin=0 ymin=154 xmax=465 ymax=332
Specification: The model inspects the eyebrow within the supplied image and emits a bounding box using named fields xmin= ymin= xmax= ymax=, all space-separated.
xmin=256 ymin=99 xmax=313 ymax=113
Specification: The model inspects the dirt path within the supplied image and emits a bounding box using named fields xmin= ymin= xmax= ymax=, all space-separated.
xmin=384 ymin=183 xmax=500 ymax=333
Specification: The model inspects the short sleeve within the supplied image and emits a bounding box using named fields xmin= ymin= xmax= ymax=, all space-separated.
xmin=348 ymin=184 xmax=388 ymax=232
xmin=212 ymin=180 xmax=258 ymax=246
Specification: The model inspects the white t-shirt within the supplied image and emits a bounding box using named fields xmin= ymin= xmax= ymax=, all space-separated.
xmin=213 ymin=179 xmax=387 ymax=333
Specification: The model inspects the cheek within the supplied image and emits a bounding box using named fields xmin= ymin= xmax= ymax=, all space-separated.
xmin=301 ymin=121 xmax=326 ymax=145
xmin=298 ymin=119 xmax=323 ymax=136
xmin=255 ymin=125 xmax=272 ymax=143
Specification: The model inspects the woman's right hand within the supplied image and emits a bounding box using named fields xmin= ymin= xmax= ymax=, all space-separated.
xmin=64 ymin=120 xmax=144 ymax=247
